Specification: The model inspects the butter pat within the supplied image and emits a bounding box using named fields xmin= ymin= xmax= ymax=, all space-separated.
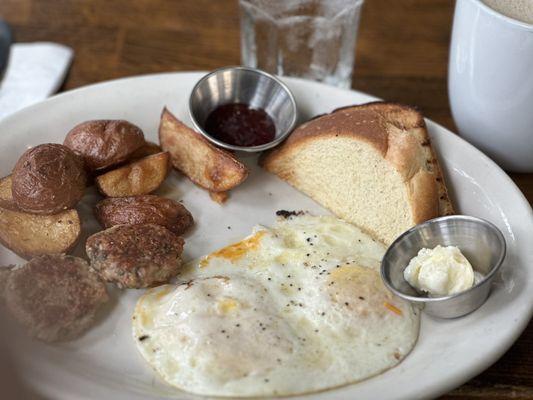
xmin=404 ymin=245 xmax=474 ymax=296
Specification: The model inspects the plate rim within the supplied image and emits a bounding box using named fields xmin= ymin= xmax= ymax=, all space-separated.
xmin=0 ymin=71 xmax=532 ymax=400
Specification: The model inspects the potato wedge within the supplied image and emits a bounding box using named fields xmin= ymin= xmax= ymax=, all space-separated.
xmin=0 ymin=176 xmax=81 ymax=259
xmin=209 ymin=191 xmax=229 ymax=204
xmin=159 ymin=108 xmax=248 ymax=192
xmin=94 ymin=195 xmax=193 ymax=235
xmin=96 ymin=152 xmax=170 ymax=197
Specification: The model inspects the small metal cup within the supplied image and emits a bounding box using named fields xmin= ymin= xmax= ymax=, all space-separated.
xmin=189 ymin=66 xmax=297 ymax=152
xmin=381 ymin=215 xmax=506 ymax=319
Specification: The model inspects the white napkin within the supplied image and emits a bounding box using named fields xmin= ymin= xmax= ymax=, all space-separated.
xmin=0 ymin=42 xmax=73 ymax=120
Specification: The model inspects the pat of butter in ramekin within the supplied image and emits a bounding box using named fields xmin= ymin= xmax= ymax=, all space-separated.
xmin=404 ymin=245 xmax=474 ymax=296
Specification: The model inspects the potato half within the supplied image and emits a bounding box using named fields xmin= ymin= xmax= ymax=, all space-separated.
xmin=96 ymin=152 xmax=170 ymax=197
xmin=11 ymin=144 xmax=87 ymax=215
xmin=94 ymin=195 xmax=193 ymax=235
xmin=0 ymin=176 xmax=81 ymax=259
xmin=64 ymin=120 xmax=145 ymax=171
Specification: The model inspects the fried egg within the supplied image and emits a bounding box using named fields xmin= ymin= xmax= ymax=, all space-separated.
xmin=133 ymin=214 xmax=420 ymax=397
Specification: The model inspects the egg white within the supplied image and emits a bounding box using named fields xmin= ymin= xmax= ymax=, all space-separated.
xmin=133 ymin=214 xmax=420 ymax=397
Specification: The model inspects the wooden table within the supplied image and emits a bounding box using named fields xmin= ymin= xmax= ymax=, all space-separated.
xmin=1 ymin=0 xmax=531 ymax=398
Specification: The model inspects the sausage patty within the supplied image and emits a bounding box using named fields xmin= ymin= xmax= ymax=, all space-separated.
xmin=86 ymin=224 xmax=184 ymax=289
xmin=2 ymin=255 xmax=108 ymax=342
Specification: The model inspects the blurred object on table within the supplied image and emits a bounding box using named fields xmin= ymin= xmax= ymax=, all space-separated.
xmin=449 ymin=0 xmax=533 ymax=172
xmin=0 ymin=19 xmax=11 ymax=80
xmin=239 ymin=0 xmax=364 ymax=88
xmin=0 ymin=42 xmax=72 ymax=120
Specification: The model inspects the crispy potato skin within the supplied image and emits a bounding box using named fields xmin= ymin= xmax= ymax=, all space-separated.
xmin=94 ymin=195 xmax=193 ymax=235
xmin=11 ymin=144 xmax=87 ymax=215
xmin=209 ymin=191 xmax=229 ymax=204
xmin=95 ymin=152 xmax=170 ymax=197
xmin=3 ymin=255 xmax=108 ymax=342
xmin=129 ymin=141 xmax=162 ymax=161
xmin=86 ymin=224 xmax=184 ymax=289
xmin=0 ymin=175 xmax=14 ymax=210
xmin=64 ymin=120 xmax=145 ymax=170
xmin=158 ymin=108 xmax=248 ymax=192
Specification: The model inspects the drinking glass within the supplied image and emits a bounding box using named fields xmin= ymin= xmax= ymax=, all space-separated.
xmin=239 ymin=0 xmax=364 ymax=89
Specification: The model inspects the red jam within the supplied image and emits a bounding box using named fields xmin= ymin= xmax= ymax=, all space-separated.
xmin=204 ymin=103 xmax=276 ymax=147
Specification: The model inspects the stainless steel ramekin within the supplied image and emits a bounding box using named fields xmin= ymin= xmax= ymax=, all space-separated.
xmin=381 ymin=215 xmax=506 ymax=318
xmin=189 ymin=66 xmax=297 ymax=152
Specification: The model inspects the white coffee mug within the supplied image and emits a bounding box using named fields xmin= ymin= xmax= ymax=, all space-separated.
xmin=449 ymin=0 xmax=533 ymax=172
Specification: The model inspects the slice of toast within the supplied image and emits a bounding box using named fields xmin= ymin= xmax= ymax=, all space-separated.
xmin=159 ymin=108 xmax=248 ymax=193
xmin=261 ymin=102 xmax=454 ymax=245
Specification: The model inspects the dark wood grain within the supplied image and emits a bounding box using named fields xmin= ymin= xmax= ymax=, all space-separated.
xmin=0 ymin=1 xmax=531 ymax=398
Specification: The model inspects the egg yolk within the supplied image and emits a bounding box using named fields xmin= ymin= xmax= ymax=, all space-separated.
xmin=200 ymin=231 xmax=266 ymax=267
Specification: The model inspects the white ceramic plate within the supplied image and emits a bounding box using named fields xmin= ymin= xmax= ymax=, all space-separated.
xmin=0 ymin=72 xmax=531 ymax=400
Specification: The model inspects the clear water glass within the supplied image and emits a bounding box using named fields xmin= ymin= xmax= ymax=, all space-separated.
xmin=239 ymin=0 xmax=364 ymax=89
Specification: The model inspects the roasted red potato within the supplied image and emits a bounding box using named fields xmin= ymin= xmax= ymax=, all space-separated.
xmin=95 ymin=152 xmax=170 ymax=197
xmin=0 ymin=175 xmax=81 ymax=259
xmin=94 ymin=195 xmax=193 ymax=235
xmin=64 ymin=120 xmax=145 ymax=170
xmin=11 ymin=143 xmax=86 ymax=215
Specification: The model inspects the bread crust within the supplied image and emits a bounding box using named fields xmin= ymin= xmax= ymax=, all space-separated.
xmin=261 ymin=102 xmax=453 ymax=225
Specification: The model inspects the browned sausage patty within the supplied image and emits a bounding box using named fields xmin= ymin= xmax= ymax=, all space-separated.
xmin=94 ymin=195 xmax=193 ymax=235
xmin=64 ymin=120 xmax=145 ymax=170
xmin=2 ymin=255 xmax=108 ymax=342
xmin=86 ymin=224 xmax=184 ymax=289
xmin=11 ymin=144 xmax=87 ymax=214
